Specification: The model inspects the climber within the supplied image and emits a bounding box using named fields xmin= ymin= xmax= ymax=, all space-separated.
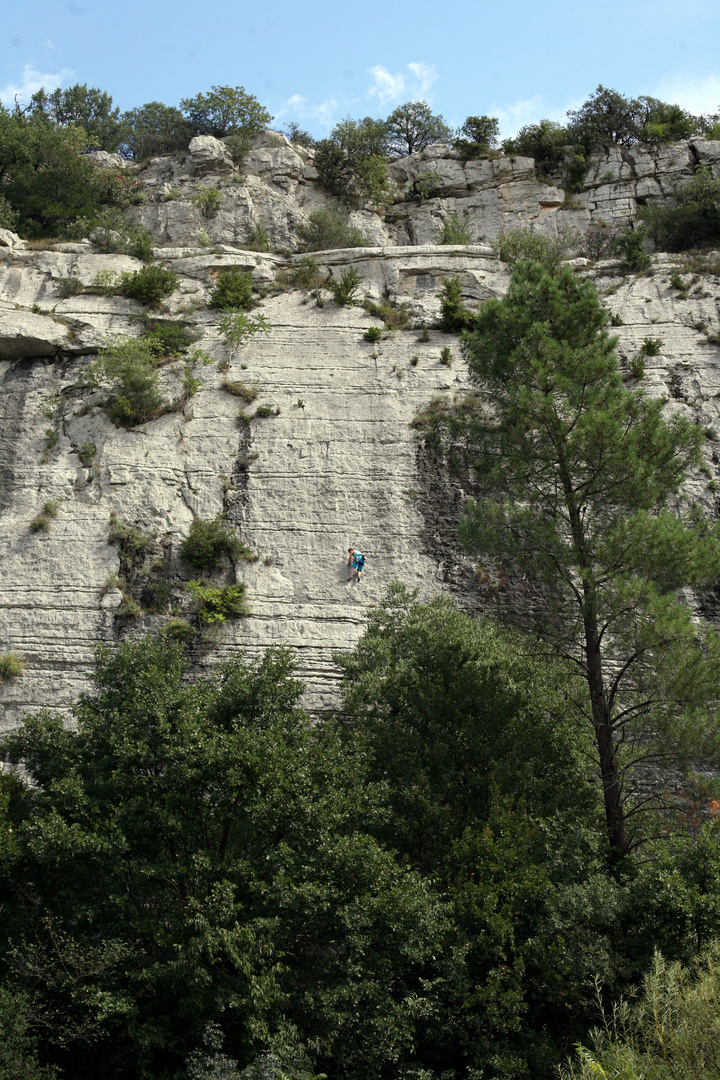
xmin=347 ymin=547 xmax=365 ymax=583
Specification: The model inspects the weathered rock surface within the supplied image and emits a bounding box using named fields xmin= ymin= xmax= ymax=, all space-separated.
xmin=189 ymin=135 xmax=235 ymax=175
xmin=0 ymin=310 xmax=74 ymax=358
xmin=115 ymin=133 xmax=720 ymax=254
xmin=1 ymin=236 xmax=720 ymax=731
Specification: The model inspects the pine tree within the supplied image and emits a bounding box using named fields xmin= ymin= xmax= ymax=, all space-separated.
xmin=437 ymin=260 xmax=720 ymax=853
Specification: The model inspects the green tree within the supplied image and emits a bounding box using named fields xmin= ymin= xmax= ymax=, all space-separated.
xmin=28 ymin=83 xmax=124 ymax=152
xmin=566 ymin=85 xmax=645 ymax=147
xmin=0 ymin=106 xmax=122 ymax=237
xmin=313 ymin=116 xmax=390 ymax=201
xmin=120 ymin=100 xmax=192 ymax=159
xmin=640 ymin=164 xmax=720 ymax=251
xmin=384 ymin=100 xmax=452 ymax=157
xmin=3 ymin=638 xmax=450 ymax=1080
xmin=502 ymin=119 xmax=569 ymax=177
xmin=636 ymin=95 xmax=700 ymax=142
xmin=181 ymin=85 xmax=272 ymax=138
xmin=429 ymin=260 xmax=720 ymax=854
xmin=337 ymin=585 xmax=593 ymax=872
xmin=565 ymin=85 xmax=699 ymax=149
xmin=335 ymin=586 xmax=630 ymax=1078
xmin=452 ymin=115 xmax=500 ymax=159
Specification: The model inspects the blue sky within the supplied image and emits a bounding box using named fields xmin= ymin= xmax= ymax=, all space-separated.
xmin=1 ymin=0 xmax=718 ymax=138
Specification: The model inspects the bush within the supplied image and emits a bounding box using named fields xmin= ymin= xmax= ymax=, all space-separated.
xmin=438 ymin=212 xmax=473 ymax=244
xmin=452 ymin=115 xmax=500 ymax=159
xmin=108 ymin=514 xmax=149 ymax=573
xmin=363 ymin=326 xmax=383 ymax=343
xmin=328 ymin=266 xmax=362 ymax=305
xmin=577 ymin=220 xmax=616 ymax=260
xmin=209 ymin=266 xmax=254 ymax=311
xmin=559 ymin=945 xmax=720 ymax=1080
xmin=254 ymin=404 xmax=279 ymax=418
xmin=0 ymin=652 xmax=25 ymax=683
xmin=119 ymin=264 xmax=178 ymax=306
xmin=190 ymin=186 xmax=223 ymax=219
xmin=141 ymin=318 xmax=198 ymax=356
xmin=219 ymin=312 xmax=270 ymax=355
xmin=613 ymin=224 xmax=652 ymax=271
xmin=222 ymin=379 xmax=259 ymax=402
xmin=181 ymin=514 xmax=253 ymax=571
xmin=88 ymin=210 xmax=154 ymax=261
xmin=403 ymin=171 xmax=446 ymax=202
xmin=640 ymin=165 xmax=720 ymax=252
xmin=0 ymin=193 xmax=19 ymax=230
xmin=77 ymin=441 xmax=96 ymax=466
xmin=142 ymin=579 xmax=171 ymax=614
xmin=290 ymin=255 xmax=320 ymax=288
xmin=438 ymin=276 xmax=475 ymax=332
xmin=440 ymin=346 xmax=453 ymax=365
xmin=162 ymin=618 xmax=195 ymax=643
xmin=363 ymin=298 xmax=411 ymax=330
xmin=296 ymin=204 xmax=367 ymax=251
xmin=28 ymin=500 xmax=59 ymax=534
xmin=186 ymin=580 xmax=249 ymax=623
xmin=501 ymin=119 xmax=569 ymax=178
xmin=56 ymin=259 xmax=84 ymax=298
xmin=87 ymin=338 xmax=165 ymax=427
xmin=640 ymin=336 xmax=663 ymax=356
xmin=496 ymin=227 xmax=573 ymax=273
xmin=245 ymin=222 xmax=270 ymax=251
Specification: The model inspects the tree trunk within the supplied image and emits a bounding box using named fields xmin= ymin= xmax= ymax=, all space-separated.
xmin=583 ymin=595 xmax=630 ymax=854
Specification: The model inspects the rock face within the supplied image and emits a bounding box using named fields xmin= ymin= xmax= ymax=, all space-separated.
xmin=2 ymin=136 xmax=720 ymax=730
xmin=1 ymin=231 xmax=720 ymax=731
xmin=118 ymin=133 xmax=720 ymax=253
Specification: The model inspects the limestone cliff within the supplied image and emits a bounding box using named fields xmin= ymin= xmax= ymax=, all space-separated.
xmin=1 ymin=139 xmax=720 ymax=730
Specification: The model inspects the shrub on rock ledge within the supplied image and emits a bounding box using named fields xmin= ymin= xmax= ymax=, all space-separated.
xmin=0 ymin=652 xmax=25 ymax=683
xmin=209 ymin=266 xmax=254 ymax=311
xmin=181 ymin=514 xmax=253 ymax=571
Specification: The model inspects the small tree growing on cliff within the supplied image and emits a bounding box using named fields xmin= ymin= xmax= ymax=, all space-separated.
xmin=428 ymin=259 xmax=720 ymax=854
xmin=180 ymin=85 xmax=272 ymax=138
xmin=384 ymin=101 xmax=452 ymax=157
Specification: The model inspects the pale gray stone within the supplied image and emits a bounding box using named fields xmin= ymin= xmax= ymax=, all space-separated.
xmin=189 ymin=135 xmax=234 ymax=175
xmin=0 ymin=310 xmax=71 ymax=358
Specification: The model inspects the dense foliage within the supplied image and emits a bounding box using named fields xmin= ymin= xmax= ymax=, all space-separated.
xmin=4 ymin=594 xmax=720 ymax=1079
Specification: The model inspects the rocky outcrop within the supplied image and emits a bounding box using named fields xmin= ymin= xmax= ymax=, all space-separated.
xmin=1 ymin=233 xmax=720 ymax=731
xmin=115 ymin=133 xmax=720 ymax=254
xmin=189 ymin=135 xmax=235 ymax=175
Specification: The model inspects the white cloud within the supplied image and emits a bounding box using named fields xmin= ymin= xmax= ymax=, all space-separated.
xmin=407 ymin=62 xmax=437 ymax=99
xmin=45 ymin=40 xmax=56 ymax=50
xmin=0 ymin=63 xmax=73 ymax=107
xmin=648 ymin=74 xmax=720 ymax=116
xmin=489 ymin=95 xmax=547 ymax=138
xmin=274 ymin=62 xmax=440 ymax=135
xmin=367 ymin=66 xmax=407 ymax=106
xmin=367 ymin=62 xmax=438 ymax=107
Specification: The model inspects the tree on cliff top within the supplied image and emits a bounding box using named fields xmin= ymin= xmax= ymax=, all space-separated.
xmin=384 ymin=100 xmax=452 ymax=157
xmin=426 ymin=260 xmax=720 ymax=854
xmin=180 ymin=84 xmax=272 ymax=138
